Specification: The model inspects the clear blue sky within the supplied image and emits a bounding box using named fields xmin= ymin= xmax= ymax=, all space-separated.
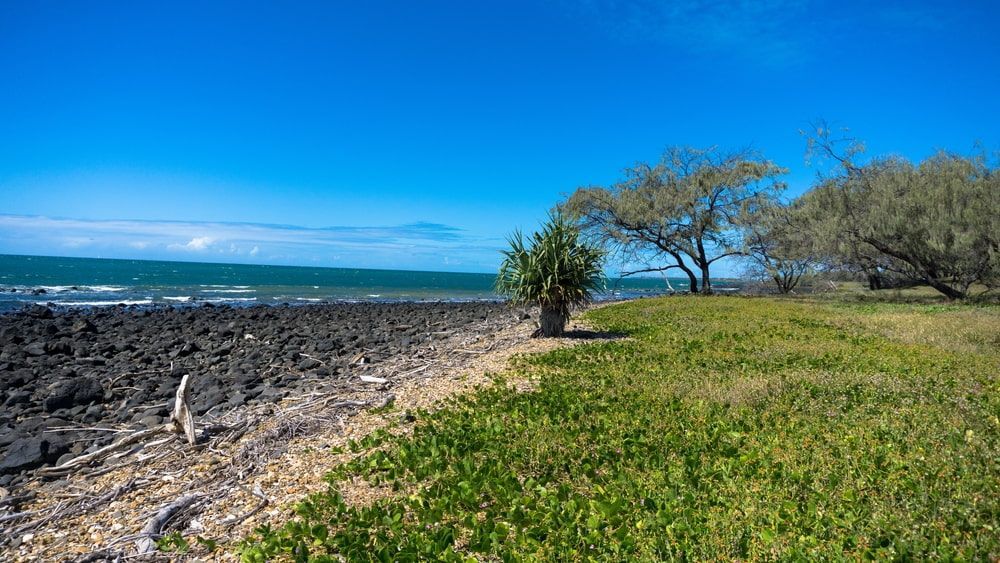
xmin=1 ymin=1 xmax=998 ymax=273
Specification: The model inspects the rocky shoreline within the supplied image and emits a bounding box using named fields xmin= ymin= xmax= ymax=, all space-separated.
xmin=0 ymin=301 xmax=520 ymax=486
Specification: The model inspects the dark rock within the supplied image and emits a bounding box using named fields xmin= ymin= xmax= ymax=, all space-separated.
xmin=82 ymin=404 xmax=103 ymax=422
xmin=44 ymin=340 xmax=73 ymax=356
xmin=298 ymin=358 xmax=321 ymax=370
xmin=28 ymin=304 xmax=54 ymax=318
xmin=315 ymin=339 xmax=336 ymax=352
xmin=139 ymin=415 xmax=163 ymax=427
xmin=4 ymin=391 xmax=31 ymax=407
xmin=71 ymin=319 xmax=98 ymax=334
xmin=43 ymin=376 xmax=104 ymax=412
xmin=24 ymin=342 xmax=47 ymax=356
xmin=0 ymin=438 xmax=49 ymax=473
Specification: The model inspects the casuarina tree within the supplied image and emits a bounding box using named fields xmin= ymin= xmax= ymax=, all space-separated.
xmin=564 ymin=146 xmax=786 ymax=294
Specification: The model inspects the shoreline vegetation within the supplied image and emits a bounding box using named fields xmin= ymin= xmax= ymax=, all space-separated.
xmin=0 ymin=178 xmax=995 ymax=558
xmin=239 ymin=294 xmax=998 ymax=561
xmin=0 ymin=289 xmax=996 ymax=560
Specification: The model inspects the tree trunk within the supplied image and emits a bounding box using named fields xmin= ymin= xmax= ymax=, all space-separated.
xmin=684 ymin=269 xmax=699 ymax=293
xmin=923 ymin=276 xmax=966 ymax=300
xmin=663 ymin=248 xmax=698 ymax=293
xmin=693 ymin=237 xmax=713 ymax=295
xmin=539 ymin=305 xmax=567 ymax=337
xmin=700 ymin=264 xmax=712 ymax=294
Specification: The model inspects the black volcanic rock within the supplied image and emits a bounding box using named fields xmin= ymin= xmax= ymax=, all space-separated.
xmin=71 ymin=319 xmax=98 ymax=334
xmin=1 ymin=437 xmax=50 ymax=473
xmin=43 ymin=376 xmax=104 ymax=412
xmin=0 ymin=300 xmax=522 ymax=477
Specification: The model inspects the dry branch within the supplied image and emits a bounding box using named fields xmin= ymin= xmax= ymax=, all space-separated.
xmin=36 ymin=426 xmax=167 ymax=476
xmin=134 ymin=493 xmax=203 ymax=554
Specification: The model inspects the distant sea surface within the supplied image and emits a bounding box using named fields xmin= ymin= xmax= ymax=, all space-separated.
xmin=0 ymin=254 xmax=741 ymax=312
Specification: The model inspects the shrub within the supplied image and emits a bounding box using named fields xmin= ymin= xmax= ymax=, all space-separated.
xmin=495 ymin=213 xmax=605 ymax=336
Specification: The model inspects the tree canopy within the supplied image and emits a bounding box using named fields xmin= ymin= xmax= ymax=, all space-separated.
xmin=797 ymin=126 xmax=999 ymax=299
xmin=564 ymin=147 xmax=786 ymax=293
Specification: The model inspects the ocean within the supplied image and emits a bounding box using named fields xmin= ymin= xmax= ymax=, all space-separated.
xmin=0 ymin=254 xmax=740 ymax=312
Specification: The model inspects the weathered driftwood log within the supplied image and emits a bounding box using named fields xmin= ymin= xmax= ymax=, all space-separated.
xmin=134 ymin=493 xmax=203 ymax=554
xmin=170 ymin=373 xmax=197 ymax=445
xmin=39 ymin=375 xmax=197 ymax=476
xmin=37 ymin=425 xmax=166 ymax=476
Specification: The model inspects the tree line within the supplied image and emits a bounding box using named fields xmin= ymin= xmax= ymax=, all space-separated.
xmin=561 ymin=124 xmax=999 ymax=300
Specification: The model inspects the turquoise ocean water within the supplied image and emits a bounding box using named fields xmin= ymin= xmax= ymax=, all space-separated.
xmin=0 ymin=254 xmax=740 ymax=312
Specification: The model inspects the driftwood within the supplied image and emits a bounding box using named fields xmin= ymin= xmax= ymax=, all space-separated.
xmin=36 ymin=375 xmax=197 ymax=477
xmin=170 ymin=373 xmax=197 ymax=445
xmin=134 ymin=493 xmax=203 ymax=554
xmin=37 ymin=426 xmax=167 ymax=476
xmin=359 ymin=375 xmax=388 ymax=384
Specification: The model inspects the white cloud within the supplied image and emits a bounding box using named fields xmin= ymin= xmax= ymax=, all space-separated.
xmin=169 ymin=236 xmax=216 ymax=251
xmin=0 ymin=214 xmax=504 ymax=272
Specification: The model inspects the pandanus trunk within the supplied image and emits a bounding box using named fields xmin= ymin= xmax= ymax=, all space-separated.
xmin=539 ymin=304 xmax=568 ymax=337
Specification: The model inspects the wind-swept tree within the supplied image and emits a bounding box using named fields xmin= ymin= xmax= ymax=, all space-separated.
xmin=800 ymin=124 xmax=999 ymax=299
xmin=564 ymin=147 xmax=786 ymax=294
xmin=741 ymin=200 xmax=815 ymax=293
xmin=495 ymin=214 xmax=605 ymax=337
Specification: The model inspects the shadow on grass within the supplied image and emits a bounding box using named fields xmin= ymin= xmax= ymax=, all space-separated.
xmin=559 ymin=328 xmax=627 ymax=340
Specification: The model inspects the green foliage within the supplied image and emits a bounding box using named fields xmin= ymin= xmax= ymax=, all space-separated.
xmin=156 ymin=531 xmax=189 ymax=554
xmin=741 ymin=200 xmax=815 ymax=293
xmin=494 ymin=213 xmax=605 ymax=336
xmin=798 ymin=125 xmax=999 ymax=299
xmin=239 ymin=297 xmax=1000 ymax=561
xmin=565 ymin=146 xmax=786 ymax=293
xmin=155 ymin=532 xmax=220 ymax=555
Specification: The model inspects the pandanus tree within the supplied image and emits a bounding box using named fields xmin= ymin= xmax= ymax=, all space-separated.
xmin=495 ymin=214 xmax=605 ymax=337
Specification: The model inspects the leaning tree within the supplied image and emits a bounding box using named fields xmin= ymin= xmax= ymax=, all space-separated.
xmin=740 ymin=199 xmax=815 ymax=294
xmin=564 ymin=146 xmax=786 ymax=294
xmin=801 ymin=124 xmax=999 ymax=299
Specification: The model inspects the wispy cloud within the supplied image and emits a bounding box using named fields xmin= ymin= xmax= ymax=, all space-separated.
xmin=561 ymin=0 xmax=960 ymax=66
xmin=0 ymin=215 xmax=504 ymax=272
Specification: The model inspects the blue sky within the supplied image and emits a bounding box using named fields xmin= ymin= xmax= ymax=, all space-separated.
xmin=1 ymin=1 xmax=998 ymax=274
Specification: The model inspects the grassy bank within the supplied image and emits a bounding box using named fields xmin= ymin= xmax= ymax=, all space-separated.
xmin=239 ymin=297 xmax=999 ymax=561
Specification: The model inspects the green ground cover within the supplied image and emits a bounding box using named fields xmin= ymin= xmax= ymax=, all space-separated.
xmin=239 ymin=297 xmax=999 ymax=561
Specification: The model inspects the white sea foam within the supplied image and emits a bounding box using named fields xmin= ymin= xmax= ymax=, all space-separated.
xmin=202 ymin=297 xmax=257 ymax=303
xmin=33 ymin=285 xmax=126 ymax=293
xmin=296 ymin=298 xmax=322 ymax=302
xmin=52 ymin=300 xmax=154 ymax=306
xmin=200 ymin=289 xmax=255 ymax=294
xmin=163 ymin=296 xmax=193 ymax=302
xmin=39 ymin=286 xmax=74 ymax=292
xmin=367 ymin=294 xmax=381 ymax=298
